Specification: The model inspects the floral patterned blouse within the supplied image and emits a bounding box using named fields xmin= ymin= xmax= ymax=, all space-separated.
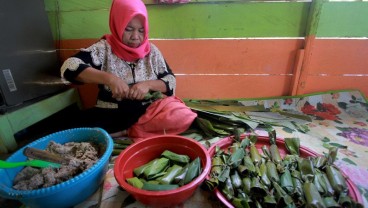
xmin=60 ymin=39 xmax=176 ymax=109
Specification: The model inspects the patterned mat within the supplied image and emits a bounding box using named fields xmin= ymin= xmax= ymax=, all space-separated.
xmin=77 ymin=89 xmax=368 ymax=207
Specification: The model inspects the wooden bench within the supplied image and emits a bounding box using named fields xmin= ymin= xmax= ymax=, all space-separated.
xmin=0 ymin=88 xmax=81 ymax=154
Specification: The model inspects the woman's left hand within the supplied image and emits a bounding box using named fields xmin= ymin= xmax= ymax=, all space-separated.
xmin=128 ymin=82 xmax=150 ymax=100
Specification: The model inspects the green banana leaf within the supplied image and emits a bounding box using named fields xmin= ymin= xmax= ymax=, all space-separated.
xmin=126 ymin=177 xmax=144 ymax=189
xmin=183 ymin=157 xmax=201 ymax=185
xmin=284 ymin=137 xmax=300 ymax=156
xmin=161 ymin=150 xmax=190 ymax=164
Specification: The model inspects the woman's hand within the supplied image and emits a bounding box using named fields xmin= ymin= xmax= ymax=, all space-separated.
xmin=107 ymin=75 xmax=130 ymax=101
xmin=128 ymin=82 xmax=150 ymax=100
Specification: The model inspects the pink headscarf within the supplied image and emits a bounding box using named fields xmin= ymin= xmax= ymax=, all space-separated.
xmin=104 ymin=0 xmax=151 ymax=62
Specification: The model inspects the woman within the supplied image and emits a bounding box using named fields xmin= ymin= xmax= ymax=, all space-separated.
xmin=60 ymin=0 xmax=177 ymax=134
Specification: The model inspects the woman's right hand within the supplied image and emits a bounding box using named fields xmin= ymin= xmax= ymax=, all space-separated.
xmin=107 ymin=75 xmax=130 ymax=101
xmin=75 ymin=67 xmax=130 ymax=101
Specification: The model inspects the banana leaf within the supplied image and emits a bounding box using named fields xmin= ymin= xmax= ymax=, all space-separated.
xmin=249 ymin=177 xmax=268 ymax=198
xmin=250 ymin=144 xmax=262 ymax=166
xmin=268 ymin=129 xmax=277 ymax=142
xmin=291 ymin=170 xmax=306 ymax=207
xmin=254 ymin=200 xmax=263 ymax=208
xmin=231 ymin=170 xmax=243 ymax=189
xmin=298 ymin=157 xmax=315 ymax=183
xmin=161 ymin=150 xmax=190 ymax=164
xmin=272 ymin=181 xmax=296 ymax=208
xmin=142 ymin=183 xmax=179 ymax=191
xmin=280 ymin=169 xmax=294 ymax=194
xmin=315 ymin=169 xmax=335 ymax=197
xmin=262 ymin=195 xmax=277 ymax=208
xmin=290 ymin=120 xmax=310 ymax=133
xmin=231 ymin=112 xmax=260 ymax=129
xmin=282 ymin=154 xmax=299 ymax=171
xmin=174 ymin=164 xmax=189 ymax=185
xmin=303 ymin=182 xmax=325 ymax=208
xmin=326 ymin=147 xmax=338 ymax=165
xmin=321 ymin=172 xmax=335 ymax=197
xmin=314 ymin=156 xmax=328 ymax=169
xmin=185 ymin=100 xmax=265 ymax=112
xmin=240 ymin=137 xmax=251 ymax=149
xmin=325 ymin=165 xmax=348 ymax=195
xmin=230 ymin=141 xmax=241 ymax=153
xmin=143 ymin=158 xmax=170 ymax=180
xmin=266 ymin=160 xmax=280 ymax=183
xmin=239 ymin=155 xmax=257 ymax=177
xmin=218 ymin=165 xmax=231 ymax=183
xmin=113 ymin=143 xmax=130 ymax=149
xmin=199 ymin=136 xmax=223 ymax=148
xmin=133 ymin=158 xmax=158 ymax=177
xmin=258 ymin=162 xmax=271 ymax=188
xmin=180 ymin=132 xmax=204 ymax=142
xmin=228 ymin=146 xmax=246 ymax=169
xmin=144 ymin=91 xmax=164 ymax=100
xmin=197 ymin=111 xmax=249 ymax=128
xmin=284 ymin=137 xmax=300 ymax=156
xmin=232 ymin=197 xmax=250 ymax=208
xmin=270 ymin=143 xmax=282 ymax=165
xmin=157 ymin=164 xmax=183 ymax=185
xmin=145 ymin=180 xmax=159 ymax=184
xmin=313 ymin=171 xmax=326 ymax=196
xmin=196 ymin=117 xmax=230 ymax=137
xmin=262 ymin=145 xmax=272 ymax=160
xmin=147 ymin=171 xmax=167 ymax=181
xmin=338 ymin=194 xmax=364 ymax=208
xmin=266 ymin=128 xmax=282 ymax=165
xmin=233 ymin=128 xmax=244 ymax=142
xmin=246 ymin=112 xmax=302 ymax=130
xmin=183 ymin=157 xmax=201 ymax=185
xmin=126 ymin=177 xmax=144 ymax=189
xmin=112 ymin=149 xmax=123 ymax=156
xmin=195 ymin=109 xmax=260 ymax=129
xmin=323 ymin=197 xmax=340 ymax=208
xmin=222 ymin=177 xmax=235 ymax=201
xmin=113 ymin=138 xmax=134 ymax=145
xmin=236 ymin=189 xmax=253 ymax=206
xmin=278 ymin=110 xmax=313 ymax=122
xmin=242 ymin=177 xmax=251 ymax=195
xmin=210 ymin=155 xmax=224 ymax=177
xmin=204 ymin=177 xmax=219 ymax=191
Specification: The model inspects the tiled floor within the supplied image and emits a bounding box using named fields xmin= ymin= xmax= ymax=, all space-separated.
xmin=0 ymin=104 xmax=80 ymax=208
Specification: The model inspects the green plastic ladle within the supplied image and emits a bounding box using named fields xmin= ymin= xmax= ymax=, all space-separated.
xmin=0 ymin=159 xmax=61 ymax=169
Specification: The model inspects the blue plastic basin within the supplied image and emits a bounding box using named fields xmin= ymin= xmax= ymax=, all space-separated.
xmin=0 ymin=127 xmax=113 ymax=208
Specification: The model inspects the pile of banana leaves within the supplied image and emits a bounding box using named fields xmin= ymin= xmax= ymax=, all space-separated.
xmin=182 ymin=99 xmax=311 ymax=147
xmin=126 ymin=150 xmax=201 ymax=191
xmin=205 ymin=130 xmax=363 ymax=208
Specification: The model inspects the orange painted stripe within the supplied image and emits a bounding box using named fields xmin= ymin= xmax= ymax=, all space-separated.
xmin=308 ymin=39 xmax=368 ymax=74
xmin=175 ymin=75 xmax=292 ymax=99
xmin=59 ymin=39 xmax=304 ymax=74
xmin=57 ymin=38 xmax=367 ymax=107
xmin=152 ymin=39 xmax=304 ymax=74
xmin=302 ymin=76 xmax=368 ymax=97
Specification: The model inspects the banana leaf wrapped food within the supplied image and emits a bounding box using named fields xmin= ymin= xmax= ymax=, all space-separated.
xmin=127 ymin=150 xmax=202 ymax=191
xmin=205 ymin=135 xmax=363 ymax=208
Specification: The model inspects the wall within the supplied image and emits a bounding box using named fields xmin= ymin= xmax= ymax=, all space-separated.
xmin=44 ymin=0 xmax=368 ymax=108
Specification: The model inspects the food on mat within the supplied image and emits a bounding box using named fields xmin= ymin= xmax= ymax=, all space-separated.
xmin=126 ymin=150 xmax=201 ymax=191
xmin=13 ymin=141 xmax=101 ymax=190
